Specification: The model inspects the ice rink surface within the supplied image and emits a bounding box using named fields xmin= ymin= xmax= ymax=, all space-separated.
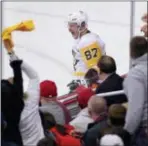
xmin=2 ymin=2 xmax=147 ymax=95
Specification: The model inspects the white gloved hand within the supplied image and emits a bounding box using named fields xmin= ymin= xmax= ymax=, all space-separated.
xmin=8 ymin=51 xmax=19 ymax=62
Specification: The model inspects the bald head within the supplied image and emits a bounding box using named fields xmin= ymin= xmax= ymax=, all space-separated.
xmin=88 ymin=95 xmax=107 ymax=117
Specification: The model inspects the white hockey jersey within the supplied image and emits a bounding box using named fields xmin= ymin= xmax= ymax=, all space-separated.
xmin=72 ymin=31 xmax=106 ymax=78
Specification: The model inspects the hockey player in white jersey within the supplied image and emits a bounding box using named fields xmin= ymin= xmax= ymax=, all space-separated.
xmin=67 ymin=11 xmax=106 ymax=86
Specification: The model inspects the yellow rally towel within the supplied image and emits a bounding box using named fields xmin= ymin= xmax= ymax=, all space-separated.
xmin=2 ymin=20 xmax=35 ymax=40
xmin=2 ymin=20 xmax=35 ymax=53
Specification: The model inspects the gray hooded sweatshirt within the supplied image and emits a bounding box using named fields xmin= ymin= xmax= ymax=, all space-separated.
xmin=123 ymin=53 xmax=148 ymax=134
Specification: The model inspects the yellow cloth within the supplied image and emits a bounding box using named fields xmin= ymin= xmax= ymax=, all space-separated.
xmin=2 ymin=20 xmax=35 ymax=53
xmin=2 ymin=20 xmax=35 ymax=40
xmin=73 ymin=72 xmax=86 ymax=77
xmin=73 ymin=67 xmax=100 ymax=77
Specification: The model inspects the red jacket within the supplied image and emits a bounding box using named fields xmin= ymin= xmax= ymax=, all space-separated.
xmin=50 ymin=125 xmax=82 ymax=146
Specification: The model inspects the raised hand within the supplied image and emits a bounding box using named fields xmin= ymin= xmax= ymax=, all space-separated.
xmin=3 ymin=37 xmax=14 ymax=53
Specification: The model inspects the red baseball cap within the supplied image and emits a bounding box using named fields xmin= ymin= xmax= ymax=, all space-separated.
xmin=76 ymin=86 xmax=95 ymax=109
xmin=40 ymin=80 xmax=57 ymax=98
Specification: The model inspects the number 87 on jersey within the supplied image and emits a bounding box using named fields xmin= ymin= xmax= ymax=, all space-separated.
xmin=80 ymin=41 xmax=102 ymax=68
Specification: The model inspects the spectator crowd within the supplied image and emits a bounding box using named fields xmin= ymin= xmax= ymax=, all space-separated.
xmin=1 ymin=13 xmax=148 ymax=146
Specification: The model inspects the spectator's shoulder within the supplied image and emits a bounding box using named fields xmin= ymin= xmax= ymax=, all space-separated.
xmin=126 ymin=65 xmax=144 ymax=81
xmin=87 ymin=120 xmax=108 ymax=136
xmin=113 ymin=73 xmax=124 ymax=81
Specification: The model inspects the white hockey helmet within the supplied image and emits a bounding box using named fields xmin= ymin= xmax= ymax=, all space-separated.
xmin=67 ymin=11 xmax=88 ymax=26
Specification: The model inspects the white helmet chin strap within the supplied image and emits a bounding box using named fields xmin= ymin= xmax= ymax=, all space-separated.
xmin=77 ymin=23 xmax=87 ymax=38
